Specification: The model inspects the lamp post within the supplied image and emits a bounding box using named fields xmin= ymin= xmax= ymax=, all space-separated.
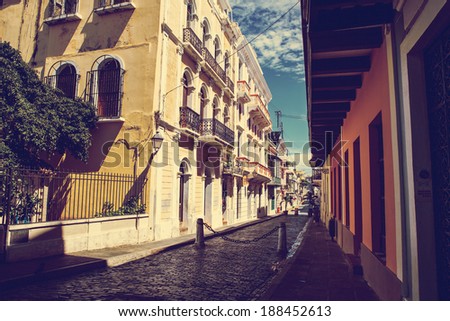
xmin=151 ymin=130 xmax=164 ymax=154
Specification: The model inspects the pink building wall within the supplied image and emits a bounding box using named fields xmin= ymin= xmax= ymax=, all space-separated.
xmin=336 ymin=38 xmax=397 ymax=274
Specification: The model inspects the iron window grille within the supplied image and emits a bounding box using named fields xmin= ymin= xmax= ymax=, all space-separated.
xmin=44 ymin=66 xmax=80 ymax=99
xmin=85 ymin=67 xmax=125 ymax=119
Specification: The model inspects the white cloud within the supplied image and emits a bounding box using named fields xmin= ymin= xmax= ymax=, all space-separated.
xmin=229 ymin=0 xmax=305 ymax=81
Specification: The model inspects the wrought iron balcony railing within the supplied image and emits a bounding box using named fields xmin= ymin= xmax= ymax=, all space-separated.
xmin=223 ymin=164 xmax=244 ymax=176
xmin=202 ymin=48 xmax=227 ymax=84
xmin=179 ymin=106 xmax=201 ymax=134
xmin=200 ymin=118 xmax=234 ymax=145
xmin=183 ymin=28 xmax=203 ymax=58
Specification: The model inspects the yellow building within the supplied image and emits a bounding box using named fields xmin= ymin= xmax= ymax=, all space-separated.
xmin=152 ymin=0 xmax=273 ymax=239
xmin=0 ymin=0 xmax=275 ymax=255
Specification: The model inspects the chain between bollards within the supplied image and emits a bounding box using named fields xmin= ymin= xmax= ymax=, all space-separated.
xmin=196 ymin=219 xmax=288 ymax=254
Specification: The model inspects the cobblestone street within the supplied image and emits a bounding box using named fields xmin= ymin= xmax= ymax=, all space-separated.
xmin=0 ymin=215 xmax=309 ymax=301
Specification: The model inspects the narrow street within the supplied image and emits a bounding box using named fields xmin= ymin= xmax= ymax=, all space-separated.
xmin=0 ymin=215 xmax=309 ymax=301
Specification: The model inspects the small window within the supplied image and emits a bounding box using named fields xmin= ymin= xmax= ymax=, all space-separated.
xmin=44 ymin=0 xmax=82 ymax=24
xmin=51 ymin=0 xmax=78 ymax=16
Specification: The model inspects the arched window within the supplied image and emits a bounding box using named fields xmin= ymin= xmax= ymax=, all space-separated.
xmin=199 ymin=86 xmax=208 ymax=119
xmin=87 ymin=56 xmax=124 ymax=118
xmin=224 ymin=105 xmax=230 ymax=127
xmin=182 ymin=70 xmax=194 ymax=108
xmin=202 ymin=19 xmax=211 ymax=51
xmin=212 ymin=96 xmax=220 ymax=120
xmin=46 ymin=62 xmax=79 ymax=99
xmin=214 ymin=37 xmax=222 ymax=61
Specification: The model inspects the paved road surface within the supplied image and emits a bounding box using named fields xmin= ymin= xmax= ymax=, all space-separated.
xmin=0 ymin=215 xmax=309 ymax=301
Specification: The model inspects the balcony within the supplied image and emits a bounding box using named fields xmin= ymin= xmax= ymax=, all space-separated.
xmin=201 ymin=48 xmax=227 ymax=87
xmin=199 ymin=118 xmax=234 ymax=146
xmin=95 ymin=0 xmax=135 ymax=15
xmin=248 ymin=94 xmax=272 ymax=128
xmin=225 ymin=77 xmax=235 ymax=97
xmin=223 ymin=164 xmax=244 ymax=177
xmin=179 ymin=106 xmax=201 ymax=135
xmin=246 ymin=162 xmax=272 ymax=183
xmin=44 ymin=0 xmax=81 ymax=25
xmin=182 ymin=28 xmax=203 ymax=62
xmin=237 ymin=80 xmax=251 ymax=104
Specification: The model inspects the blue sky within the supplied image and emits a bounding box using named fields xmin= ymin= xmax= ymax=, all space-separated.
xmin=229 ymin=0 xmax=309 ymax=169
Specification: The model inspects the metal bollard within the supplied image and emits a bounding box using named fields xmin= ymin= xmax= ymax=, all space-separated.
xmin=277 ymin=222 xmax=287 ymax=257
xmin=195 ymin=218 xmax=205 ymax=248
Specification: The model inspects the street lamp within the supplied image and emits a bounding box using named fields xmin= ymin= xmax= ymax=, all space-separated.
xmin=151 ymin=131 xmax=164 ymax=154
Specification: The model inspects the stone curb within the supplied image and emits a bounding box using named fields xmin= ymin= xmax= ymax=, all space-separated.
xmin=258 ymin=218 xmax=313 ymax=300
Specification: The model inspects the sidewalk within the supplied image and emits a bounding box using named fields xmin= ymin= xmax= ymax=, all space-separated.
xmin=261 ymin=221 xmax=379 ymax=301
xmin=0 ymin=215 xmax=279 ymax=288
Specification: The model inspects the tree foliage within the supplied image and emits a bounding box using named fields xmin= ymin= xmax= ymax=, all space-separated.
xmin=0 ymin=42 xmax=97 ymax=168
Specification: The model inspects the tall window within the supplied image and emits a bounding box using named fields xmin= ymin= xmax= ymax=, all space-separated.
xmin=344 ymin=150 xmax=350 ymax=228
xmin=224 ymin=105 xmax=230 ymax=127
xmin=238 ymin=60 xmax=243 ymax=80
xmin=202 ymin=19 xmax=211 ymax=50
xmin=182 ymin=73 xmax=190 ymax=107
xmin=186 ymin=0 xmax=195 ymax=27
xmin=224 ymin=52 xmax=230 ymax=75
xmin=214 ymin=38 xmax=221 ymax=61
xmin=199 ymin=86 xmax=207 ymax=119
xmin=212 ymin=97 xmax=220 ymax=120
xmin=369 ymin=113 xmax=386 ymax=262
xmin=87 ymin=57 xmax=124 ymax=118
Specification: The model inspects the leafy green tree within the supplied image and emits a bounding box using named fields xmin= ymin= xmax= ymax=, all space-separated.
xmin=0 ymin=42 xmax=97 ymax=168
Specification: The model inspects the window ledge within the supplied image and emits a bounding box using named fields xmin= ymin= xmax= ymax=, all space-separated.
xmin=97 ymin=117 xmax=126 ymax=123
xmin=44 ymin=13 xmax=82 ymax=25
xmin=94 ymin=2 xmax=136 ymax=15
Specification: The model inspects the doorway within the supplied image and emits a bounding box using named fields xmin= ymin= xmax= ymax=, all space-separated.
xmin=424 ymin=25 xmax=450 ymax=299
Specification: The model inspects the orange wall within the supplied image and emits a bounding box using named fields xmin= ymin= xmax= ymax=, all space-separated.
xmin=338 ymin=39 xmax=397 ymax=273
